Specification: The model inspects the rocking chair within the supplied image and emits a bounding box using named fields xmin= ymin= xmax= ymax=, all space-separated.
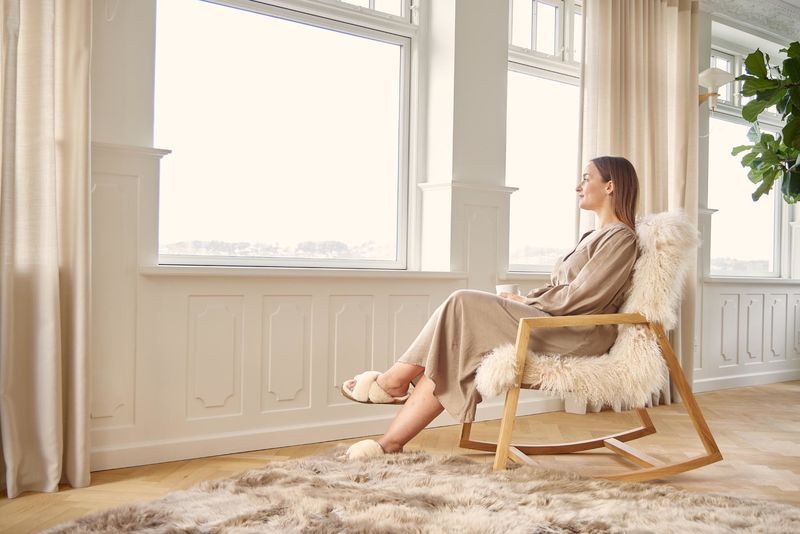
xmin=466 ymin=212 xmax=722 ymax=482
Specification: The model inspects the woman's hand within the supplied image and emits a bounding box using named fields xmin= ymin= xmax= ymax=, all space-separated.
xmin=499 ymin=292 xmax=527 ymax=303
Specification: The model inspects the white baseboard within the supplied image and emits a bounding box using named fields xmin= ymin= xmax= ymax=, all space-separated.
xmin=693 ymin=368 xmax=800 ymax=393
xmin=90 ymin=395 xmax=564 ymax=471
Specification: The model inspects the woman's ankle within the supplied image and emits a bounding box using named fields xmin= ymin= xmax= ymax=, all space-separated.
xmin=377 ymin=373 xmax=412 ymax=397
xmin=378 ymin=364 xmax=422 ymax=395
xmin=377 ymin=438 xmax=403 ymax=454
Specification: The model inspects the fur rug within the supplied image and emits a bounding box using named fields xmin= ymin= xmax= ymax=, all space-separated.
xmin=475 ymin=211 xmax=699 ymax=409
xmin=47 ymin=448 xmax=799 ymax=533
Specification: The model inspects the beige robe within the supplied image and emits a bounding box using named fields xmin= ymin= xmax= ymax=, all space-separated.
xmin=397 ymin=222 xmax=638 ymax=422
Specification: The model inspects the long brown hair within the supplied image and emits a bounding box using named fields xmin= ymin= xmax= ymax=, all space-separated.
xmin=589 ymin=156 xmax=639 ymax=229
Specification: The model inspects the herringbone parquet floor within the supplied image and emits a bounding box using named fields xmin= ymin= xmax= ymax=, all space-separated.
xmin=1 ymin=381 xmax=798 ymax=533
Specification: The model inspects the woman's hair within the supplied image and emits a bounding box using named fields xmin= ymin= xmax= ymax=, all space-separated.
xmin=589 ymin=156 xmax=639 ymax=229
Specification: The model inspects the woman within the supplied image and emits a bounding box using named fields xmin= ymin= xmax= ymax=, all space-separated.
xmin=341 ymin=156 xmax=640 ymax=459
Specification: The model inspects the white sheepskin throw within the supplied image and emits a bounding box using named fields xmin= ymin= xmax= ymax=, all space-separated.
xmin=475 ymin=211 xmax=700 ymax=409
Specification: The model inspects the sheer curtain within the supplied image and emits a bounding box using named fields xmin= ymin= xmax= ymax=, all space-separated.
xmin=580 ymin=0 xmax=700 ymax=398
xmin=0 ymin=0 xmax=91 ymax=498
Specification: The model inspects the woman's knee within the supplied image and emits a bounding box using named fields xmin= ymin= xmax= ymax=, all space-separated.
xmin=446 ymin=289 xmax=493 ymax=307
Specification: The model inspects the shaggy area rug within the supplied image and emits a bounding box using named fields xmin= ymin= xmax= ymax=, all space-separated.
xmin=48 ymin=448 xmax=799 ymax=533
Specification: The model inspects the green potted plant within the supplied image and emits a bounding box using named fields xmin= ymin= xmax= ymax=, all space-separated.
xmin=731 ymin=41 xmax=800 ymax=202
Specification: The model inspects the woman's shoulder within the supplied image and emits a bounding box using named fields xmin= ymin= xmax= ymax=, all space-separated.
xmin=590 ymin=222 xmax=637 ymax=250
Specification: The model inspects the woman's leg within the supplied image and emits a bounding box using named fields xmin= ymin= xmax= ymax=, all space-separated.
xmin=377 ymin=374 xmax=443 ymax=453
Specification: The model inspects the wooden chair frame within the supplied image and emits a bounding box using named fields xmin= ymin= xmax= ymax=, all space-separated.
xmin=459 ymin=313 xmax=722 ymax=482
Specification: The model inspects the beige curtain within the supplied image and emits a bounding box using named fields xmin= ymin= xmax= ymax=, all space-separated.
xmin=580 ymin=0 xmax=699 ymax=399
xmin=0 ymin=0 xmax=91 ymax=498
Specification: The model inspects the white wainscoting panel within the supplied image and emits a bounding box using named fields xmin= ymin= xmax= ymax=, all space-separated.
xmin=720 ymin=294 xmax=738 ymax=367
xmin=791 ymin=294 xmax=800 ymax=360
xmin=261 ymin=296 xmax=312 ymax=412
xmin=187 ymin=296 xmax=244 ymax=419
xmin=741 ymin=294 xmax=764 ymax=366
xmin=696 ymin=283 xmax=800 ymax=392
xmin=765 ymin=293 xmax=787 ymax=362
xmin=328 ymin=296 xmax=375 ymax=406
xmin=91 ymin=173 xmax=138 ymax=429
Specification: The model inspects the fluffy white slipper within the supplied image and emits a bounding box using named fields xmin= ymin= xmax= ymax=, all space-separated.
xmin=340 ymin=371 xmax=413 ymax=404
xmin=346 ymin=439 xmax=385 ymax=460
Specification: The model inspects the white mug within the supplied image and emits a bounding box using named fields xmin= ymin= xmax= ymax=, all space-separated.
xmin=495 ymin=283 xmax=520 ymax=296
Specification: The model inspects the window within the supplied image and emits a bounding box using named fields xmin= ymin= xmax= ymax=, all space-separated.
xmin=506 ymin=69 xmax=580 ymax=270
xmin=509 ymin=0 xmax=582 ymax=62
xmin=506 ymin=1 xmax=582 ymax=272
xmin=706 ymin=27 xmax=789 ymax=278
xmin=707 ymin=117 xmax=779 ymax=277
xmin=154 ymin=0 xmax=412 ymax=268
xmin=710 ymin=50 xmax=734 ymax=104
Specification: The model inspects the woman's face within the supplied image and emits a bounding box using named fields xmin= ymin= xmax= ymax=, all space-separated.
xmin=576 ymin=162 xmax=612 ymax=211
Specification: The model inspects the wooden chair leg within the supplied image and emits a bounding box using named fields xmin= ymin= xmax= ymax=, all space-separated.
xmin=649 ymin=322 xmax=721 ymax=458
xmin=492 ymin=321 xmax=531 ymax=470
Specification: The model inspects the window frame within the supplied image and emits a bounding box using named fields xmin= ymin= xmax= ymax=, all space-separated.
xmin=508 ymin=0 xmax=582 ymax=70
xmin=155 ymin=0 xmax=416 ymax=270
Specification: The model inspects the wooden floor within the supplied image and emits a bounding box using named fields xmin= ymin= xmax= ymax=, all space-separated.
xmin=1 ymin=381 xmax=798 ymax=533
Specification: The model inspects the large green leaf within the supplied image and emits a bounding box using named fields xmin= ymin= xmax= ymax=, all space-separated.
xmin=741 ymin=78 xmax=780 ymax=94
xmin=778 ymin=92 xmax=792 ymax=116
xmin=731 ymin=144 xmax=753 ymax=156
xmin=752 ymin=176 xmax=774 ymax=201
xmin=790 ymin=154 xmax=800 ymax=172
xmin=744 ymin=49 xmax=768 ymax=78
xmin=741 ymin=151 xmax=759 ymax=167
xmin=791 ymin=87 xmax=800 ymax=110
xmin=781 ymin=42 xmax=800 ymax=59
xmin=748 ymin=165 xmax=767 ymax=183
xmin=781 ymin=169 xmax=800 ymax=197
xmin=784 ymin=116 xmax=800 ymax=149
xmin=742 ymin=98 xmax=771 ymax=122
xmin=760 ymin=150 xmax=781 ymax=167
xmin=783 ymin=57 xmax=800 ymax=82
xmin=747 ymin=124 xmax=761 ymax=142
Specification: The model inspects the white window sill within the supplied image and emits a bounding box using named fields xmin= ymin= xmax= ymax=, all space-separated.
xmin=499 ymin=272 xmax=551 ymax=281
xmin=702 ymin=276 xmax=800 ymax=285
xmin=140 ymin=265 xmax=468 ymax=280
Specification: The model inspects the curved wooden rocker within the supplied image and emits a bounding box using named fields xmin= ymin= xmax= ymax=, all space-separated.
xmin=460 ymin=313 xmax=722 ymax=482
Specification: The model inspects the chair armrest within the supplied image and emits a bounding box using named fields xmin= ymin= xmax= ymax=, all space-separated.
xmin=519 ymin=313 xmax=649 ymax=329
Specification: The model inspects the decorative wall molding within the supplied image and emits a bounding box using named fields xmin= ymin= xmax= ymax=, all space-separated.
xmin=187 ymin=296 xmax=243 ymax=418
xmin=90 ymin=173 xmax=138 ymax=428
xmin=261 ymin=296 xmax=312 ymax=411
xmin=766 ymin=294 xmax=787 ymax=361
xmin=328 ymin=297 xmax=375 ymax=406
xmin=702 ymin=0 xmax=800 ymax=44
